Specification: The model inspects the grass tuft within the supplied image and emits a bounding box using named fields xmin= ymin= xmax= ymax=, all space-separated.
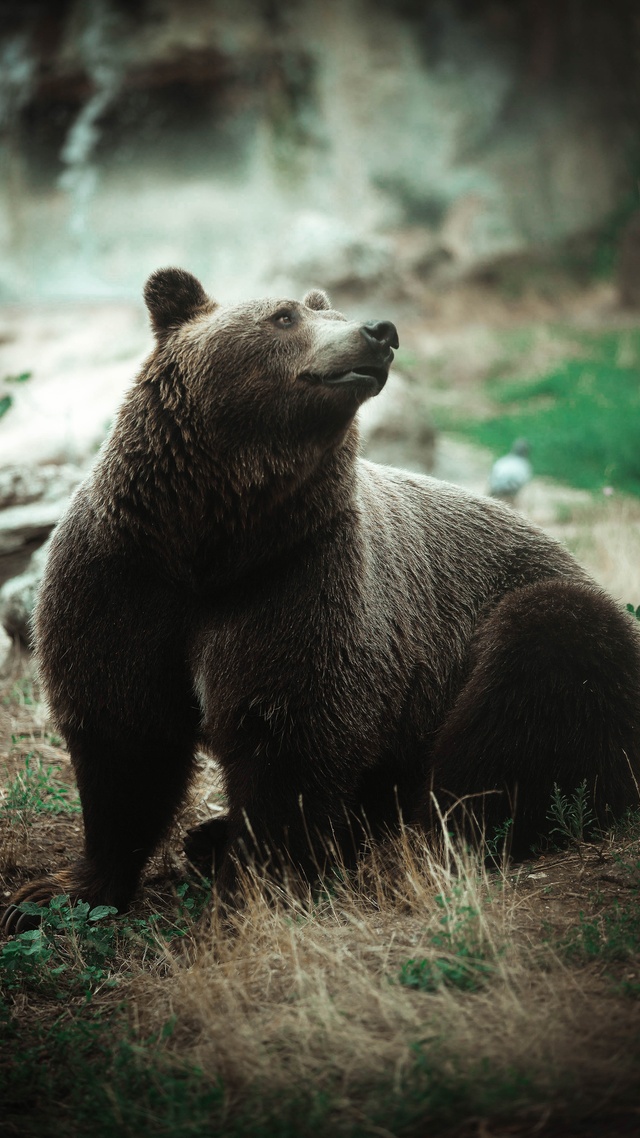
xmin=0 ymin=751 xmax=81 ymax=820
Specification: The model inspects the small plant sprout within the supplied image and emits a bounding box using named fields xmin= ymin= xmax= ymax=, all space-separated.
xmin=5 ymin=371 xmax=32 ymax=384
xmin=546 ymin=779 xmax=596 ymax=854
xmin=485 ymin=817 xmax=514 ymax=861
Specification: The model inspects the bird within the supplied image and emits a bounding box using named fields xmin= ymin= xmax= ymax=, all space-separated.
xmin=488 ymin=438 xmax=532 ymax=504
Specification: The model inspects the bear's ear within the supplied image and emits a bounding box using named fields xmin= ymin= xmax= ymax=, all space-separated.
xmin=303 ymin=288 xmax=331 ymax=312
xmin=144 ymin=268 xmax=213 ymax=336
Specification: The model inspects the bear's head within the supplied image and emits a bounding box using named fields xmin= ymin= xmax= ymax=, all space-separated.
xmin=143 ymin=268 xmax=399 ymax=457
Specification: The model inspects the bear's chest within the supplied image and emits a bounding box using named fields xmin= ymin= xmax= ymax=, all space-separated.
xmin=188 ymin=554 xmax=430 ymax=757
xmin=186 ymin=537 xmax=465 ymax=776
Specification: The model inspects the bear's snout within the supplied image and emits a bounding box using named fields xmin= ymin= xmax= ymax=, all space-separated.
xmin=360 ymin=321 xmax=399 ymax=351
xmin=298 ymin=314 xmax=398 ymax=396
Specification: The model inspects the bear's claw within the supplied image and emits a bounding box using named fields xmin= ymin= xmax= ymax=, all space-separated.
xmin=1 ymin=876 xmax=70 ymax=935
xmin=2 ymin=904 xmax=43 ymax=935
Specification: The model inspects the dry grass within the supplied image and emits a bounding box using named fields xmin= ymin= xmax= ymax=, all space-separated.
xmin=1 ymin=654 xmax=640 ymax=1135
xmin=130 ymin=831 xmax=640 ymax=1134
xmin=557 ymin=495 xmax=640 ymax=603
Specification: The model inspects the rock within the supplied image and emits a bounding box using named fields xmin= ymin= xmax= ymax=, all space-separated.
xmin=0 ymin=623 xmax=12 ymax=674
xmin=275 ymin=213 xmax=392 ymax=293
xmin=0 ymin=539 xmax=50 ymax=644
xmin=0 ymin=498 xmax=73 ymax=556
xmin=617 ymin=210 xmax=640 ymax=308
xmin=359 ymin=369 xmax=436 ymax=475
xmin=0 ymin=306 xmax=145 ymax=621
xmin=0 ymin=303 xmax=147 ymax=468
xmin=0 ymin=463 xmax=83 ymax=509
xmin=0 ymin=4 xmax=633 ymax=302
xmin=0 ymin=464 xmax=83 ymax=567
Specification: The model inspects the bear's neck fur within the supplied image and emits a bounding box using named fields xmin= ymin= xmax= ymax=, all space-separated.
xmin=91 ymin=354 xmax=361 ymax=589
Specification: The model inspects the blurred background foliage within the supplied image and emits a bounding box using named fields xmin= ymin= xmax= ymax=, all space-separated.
xmin=435 ymin=328 xmax=640 ymax=496
xmin=1 ymin=0 xmax=640 ymax=609
xmin=1 ymin=0 xmax=640 ymax=302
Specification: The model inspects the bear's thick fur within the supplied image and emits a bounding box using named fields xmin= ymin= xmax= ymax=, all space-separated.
xmin=4 ymin=268 xmax=640 ymax=927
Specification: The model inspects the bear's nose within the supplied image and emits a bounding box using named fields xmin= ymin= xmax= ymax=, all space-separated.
xmin=361 ymin=321 xmax=400 ymax=350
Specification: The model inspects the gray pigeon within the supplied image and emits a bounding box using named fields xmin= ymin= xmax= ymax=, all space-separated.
xmin=489 ymin=438 xmax=532 ymax=503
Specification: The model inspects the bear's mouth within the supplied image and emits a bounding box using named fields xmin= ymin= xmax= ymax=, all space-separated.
xmin=299 ymin=360 xmax=390 ymax=393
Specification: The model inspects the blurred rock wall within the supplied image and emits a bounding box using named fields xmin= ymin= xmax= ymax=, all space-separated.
xmin=0 ymin=0 xmax=638 ymax=301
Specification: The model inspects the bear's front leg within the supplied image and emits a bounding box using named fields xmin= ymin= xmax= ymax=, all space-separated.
xmin=2 ymin=730 xmax=197 ymax=934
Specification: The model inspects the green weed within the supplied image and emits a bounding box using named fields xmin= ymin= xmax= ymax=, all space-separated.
xmin=392 ymin=347 xmax=423 ymax=377
xmin=610 ymin=807 xmax=640 ymax=841
xmin=1 ymin=881 xmax=212 ymax=998
xmin=564 ymin=846 xmax=640 ymax=969
xmin=398 ymin=890 xmax=493 ymax=992
xmin=399 ymin=1046 xmax=537 ymax=1132
xmin=0 ymin=1005 xmax=228 ymax=1138
xmin=0 ymin=371 xmax=31 ymax=419
xmin=545 ymin=779 xmax=595 ymax=849
xmin=0 ymin=998 xmax=557 ymax=1138
xmin=568 ymin=902 xmax=640 ymax=963
xmin=398 ymin=953 xmax=492 ymax=992
xmin=619 ymin=979 xmax=640 ymax=998
xmin=0 ymin=896 xmax=119 ymax=994
xmin=485 ymin=816 xmax=514 ymax=860
xmin=1 ymin=752 xmax=81 ymax=818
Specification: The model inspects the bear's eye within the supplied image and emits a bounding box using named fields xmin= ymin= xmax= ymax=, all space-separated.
xmin=272 ymin=309 xmax=295 ymax=327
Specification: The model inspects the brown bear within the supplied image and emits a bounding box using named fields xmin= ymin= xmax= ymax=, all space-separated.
xmin=3 ymin=267 xmax=640 ymax=931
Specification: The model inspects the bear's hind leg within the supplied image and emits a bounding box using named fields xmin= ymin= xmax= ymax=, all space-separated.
xmin=2 ymin=731 xmax=197 ymax=933
xmin=184 ymin=816 xmax=230 ymax=877
xmin=213 ymin=756 xmax=364 ymax=902
xmin=424 ymin=580 xmax=640 ymax=859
